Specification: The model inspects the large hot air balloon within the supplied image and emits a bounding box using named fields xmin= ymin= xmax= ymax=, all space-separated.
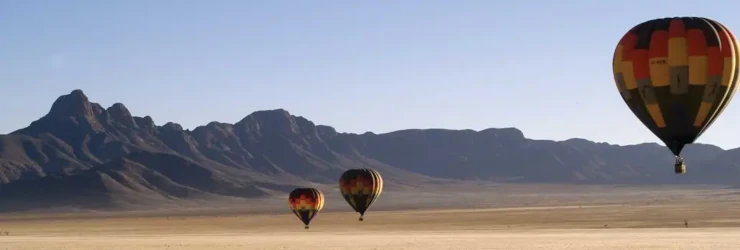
xmin=288 ymin=188 xmax=325 ymax=229
xmin=339 ymin=169 xmax=383 ymax=221
xmin=612 ymin=16 xmax=740 ymax=174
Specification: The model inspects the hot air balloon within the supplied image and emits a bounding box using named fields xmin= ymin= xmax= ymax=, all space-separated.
xmin=339 ymin=169 xmax=383 ymax=221
xmin=612 ymin=16 xmax=740 ymax=174
xmin=288 ymin=188 xmax=325 ymax=229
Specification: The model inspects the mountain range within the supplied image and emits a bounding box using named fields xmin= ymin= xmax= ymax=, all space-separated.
xmin=1 ymin=90 xmax=739 ymax=211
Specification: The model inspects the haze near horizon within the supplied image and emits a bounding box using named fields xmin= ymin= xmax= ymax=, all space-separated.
xmin=3 ymin=1 xmax=740 ymax=149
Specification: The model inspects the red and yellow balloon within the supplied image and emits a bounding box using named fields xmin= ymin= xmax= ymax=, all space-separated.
xmin=612 ymin=17 xmax=740 ymax=174
xmin=288 ymin=188 xmax=325 ymax=229
xmin=339 ymin=168 xmax=383 ymax=221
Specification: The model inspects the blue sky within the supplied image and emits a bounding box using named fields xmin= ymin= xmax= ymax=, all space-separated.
xmin=2 ymin=1 xmax=740 ymax=149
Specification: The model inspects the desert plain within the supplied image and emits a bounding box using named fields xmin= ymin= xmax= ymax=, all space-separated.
xmin=2 ymin=183 xmax=740 ymax=250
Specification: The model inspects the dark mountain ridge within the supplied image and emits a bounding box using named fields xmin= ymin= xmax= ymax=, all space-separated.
xmin=0 ymin=89 xmax=738 ymax=211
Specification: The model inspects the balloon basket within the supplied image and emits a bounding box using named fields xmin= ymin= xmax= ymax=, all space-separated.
xmin=674 ymin=163 xmax=686 ymax=174
xmin=304 ymin=226 xmax=309 ymax=229
xmin=359 ymin=217 xmax=364 ymax=222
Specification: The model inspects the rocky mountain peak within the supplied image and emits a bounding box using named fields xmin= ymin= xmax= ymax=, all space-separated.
xmin=46 ymin=89 xmax=95 ymax=118
xmin=134 ymin=116 xmax=156 ymax=131
xmin=106 ymin=103 xmax=136 ymax=128
xmin=161 ymin=122 xmax=184 ymax=131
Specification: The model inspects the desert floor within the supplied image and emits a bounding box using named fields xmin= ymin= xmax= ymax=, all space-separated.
xmin=2 ymin=184 xmax=740 ymax=249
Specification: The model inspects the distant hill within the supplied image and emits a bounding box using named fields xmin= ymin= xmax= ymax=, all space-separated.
xmin=0 ymin=90 xmax=738 ymax=211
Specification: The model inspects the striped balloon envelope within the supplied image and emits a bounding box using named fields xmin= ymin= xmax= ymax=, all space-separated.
xmin=339 ymin=169 xmax=383 ymax=221
xmin=288 ymin=188 xmax=325 ymax=229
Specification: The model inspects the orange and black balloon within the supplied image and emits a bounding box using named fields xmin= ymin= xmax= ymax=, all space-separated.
xmin=612 ymin=17 xmax=739 ymax=173
xmin=339 ymin=169 xmax=383 ymax=221
xmin=288 ymin=188 xmax=325 ymax=229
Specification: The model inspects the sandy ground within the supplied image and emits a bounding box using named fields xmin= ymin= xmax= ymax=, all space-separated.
xmin=2 ymin=185 xmax=740 ymax=249
xmin=1 ymin=229 xmax=739 ymax=250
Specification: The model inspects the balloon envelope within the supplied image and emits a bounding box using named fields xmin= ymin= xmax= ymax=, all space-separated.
xmin=339 ymin=169 xmax=383 ymax=221
xmin=612 ymin=17 xmax=740 ymax=156
xmin=288 ymin=188 xmax=325 ymax=229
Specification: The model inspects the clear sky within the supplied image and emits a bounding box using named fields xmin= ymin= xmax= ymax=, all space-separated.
xmin=2 ymin=0 xmax=740 ymax=149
